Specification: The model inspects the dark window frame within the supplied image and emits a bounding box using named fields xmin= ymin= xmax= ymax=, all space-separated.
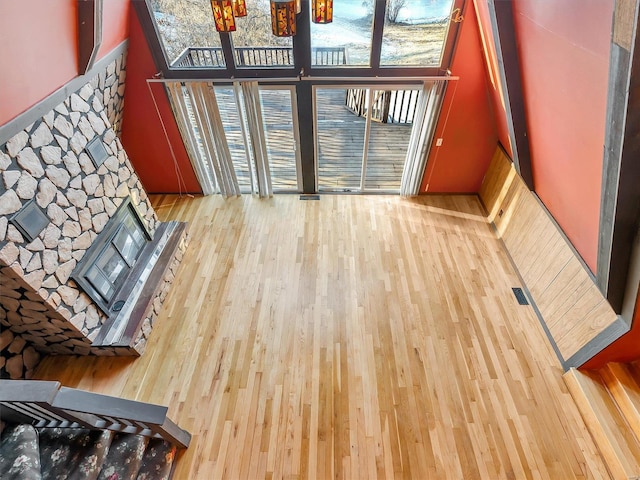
xmin=134 ymin=0 xmax=465 ymax=80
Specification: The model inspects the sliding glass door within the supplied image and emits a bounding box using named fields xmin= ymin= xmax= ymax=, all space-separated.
xmin=165 ymin=82 xmax=302 ymax=195
xmin=259 ymin=86 xmax=302 ymax=191
xmin=314 ymin=86 xmax=418 ymax=193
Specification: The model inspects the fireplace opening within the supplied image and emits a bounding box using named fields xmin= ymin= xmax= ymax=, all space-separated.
xmin=72 ymin=198 xmax=152 ymax=315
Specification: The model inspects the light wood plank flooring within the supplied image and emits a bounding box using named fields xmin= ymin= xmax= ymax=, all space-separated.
xmin=35 ymin=194 xmax=610 ymax=479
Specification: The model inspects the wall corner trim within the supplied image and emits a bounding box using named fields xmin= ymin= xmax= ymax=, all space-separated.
xmin=564 ymin=316 xmax=630 ymax=369
xmin=78 ymin=0 xmax=104 ymax=74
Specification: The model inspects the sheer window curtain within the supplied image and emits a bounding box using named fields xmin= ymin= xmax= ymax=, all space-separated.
xmin=165 ymin=82 xmax=217 ymax=195
xmin=239 ymin=81 xmax=272 ymax=198
xmin=400 ymin=80 xmax=446 ymax=197
xmin=165 ymin=80 xmax=273 ymax=198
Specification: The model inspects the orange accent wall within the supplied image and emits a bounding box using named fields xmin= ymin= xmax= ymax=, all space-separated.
xmin=0 ymin=0 xmax=78 ymax=125
xmin=98 ymin=0 xmax=130 ymax=59
xmin=120 ymin=8 xmax=202 ymax=194
xmin=512 ymin=0 xmax=613 ymax=273
xmin=472 ymin=0 xmax=512 ymax=158
xmin=421 ymin=1 xmax=497 ymax=193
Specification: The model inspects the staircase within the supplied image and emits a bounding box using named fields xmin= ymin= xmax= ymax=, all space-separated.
xmin=564 ymin=363 xmax=640 ymax=479
xmin=0 ymin=380 xmax=190 ymax=480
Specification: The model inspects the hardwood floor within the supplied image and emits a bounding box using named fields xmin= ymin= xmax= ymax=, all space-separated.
xmin=35 ymin=194 xmax=610 ymax=479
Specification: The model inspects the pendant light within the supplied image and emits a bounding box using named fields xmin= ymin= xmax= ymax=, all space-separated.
xmin=233 ymin=0 xmax=247 ymax=18
xmin=312 ymin=0 xmax=333 ymax=23
xmin=211 ymin=0 xmax=236 ymax=32
xmin=270 ymin=0 xmax=297 ymax=37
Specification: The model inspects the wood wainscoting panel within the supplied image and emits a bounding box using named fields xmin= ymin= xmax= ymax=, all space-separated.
xmin=480 ymin=147 xmax=618 ymax=362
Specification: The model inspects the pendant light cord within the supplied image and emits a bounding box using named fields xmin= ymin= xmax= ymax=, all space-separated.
xmin=146 ymin=79 xmax=192 ymax=197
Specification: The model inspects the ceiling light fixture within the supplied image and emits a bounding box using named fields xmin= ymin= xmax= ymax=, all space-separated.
xmin=270 ymin=0 xmax=297 ymax=37
xmin=211 ymin=0 xmax=236 ymax=32
xmin=312 ymin=0 xmax=332 ymax=24
xmin=233 ymin=0 xmax=247 ymax=18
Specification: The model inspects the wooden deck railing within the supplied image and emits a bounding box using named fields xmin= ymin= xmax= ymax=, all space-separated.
xmin=171 ymin=46 xmax=348 ymax=68
xmin=0 ymin=380 xmax=191 ymax=449
xmin=346 ymin=89 xmax=420 ymax=124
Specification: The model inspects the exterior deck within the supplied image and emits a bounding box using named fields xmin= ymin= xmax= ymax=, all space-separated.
xmin=214 ymin=87 xmax=413 ymax=193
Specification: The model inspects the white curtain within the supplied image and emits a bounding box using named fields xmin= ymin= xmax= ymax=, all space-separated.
xmin=165 ymin=81 xmax=240 ymax=197
xmin=190 ymin=82 xmax=240 ymax=197
xmin=400 ymin=80 xmax=446 ymax=197
xmin=165 ymin=82 xmax=216 ymax=195
xmin=239 ymin=81 xmax=272 ymax=198
xmin=166 ymin=80 xmax=273 ymax=198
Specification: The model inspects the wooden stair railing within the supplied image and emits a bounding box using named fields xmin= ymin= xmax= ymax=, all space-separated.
xmin=564 ymin=363 xmax=640 ymax=479
xmin=0 ymin=380 xmax=190 ymax=449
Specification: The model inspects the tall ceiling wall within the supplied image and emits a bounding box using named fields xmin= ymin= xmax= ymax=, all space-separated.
xmin=0 ymin=0 xmax=131 ymax=126
xmin=475 ymin=0 xmax=614 ymax=273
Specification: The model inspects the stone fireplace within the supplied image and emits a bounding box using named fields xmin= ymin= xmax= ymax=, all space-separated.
xmin=0 ymin=51 xmax=187 ymax=379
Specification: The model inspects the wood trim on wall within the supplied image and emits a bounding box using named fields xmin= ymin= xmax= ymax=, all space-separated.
xmin=78 ymin=0 xmax=104 ymax=74
xmin=480 ymin=147 xmax=621 ymax=368
xmin=598 ymin=0 xmax=640 ymax=316
xmin=486 ymin=0 xmax=533 ymax=190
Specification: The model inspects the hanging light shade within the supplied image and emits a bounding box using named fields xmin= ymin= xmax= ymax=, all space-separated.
xmin=312 ymin=0 xmax=333 ymax=23
xmin=233 ymin=0 xmax=247 ymax=18
xmin=270 ymin=0 xmax=297 ymax=37
xmin=211 ymin=0 xmax=236 ymax=32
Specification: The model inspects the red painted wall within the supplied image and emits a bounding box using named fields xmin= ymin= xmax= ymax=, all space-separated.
xmin=120 ymin=8 xmax=201 ymax=194
xmin=0 ymin=0 xmax=131 ymax=127
xmin=0 ymin=0 xmax=78 ymax=125
xmin=421 ymin=1 xmax=497 ymax=193
xmin=472 ymin=0 xmax=512 ymax=158
xmin=513 ymin=0 xmax=613 ymax=272
xmin=98 ymin=0 xmax=131 ymax=59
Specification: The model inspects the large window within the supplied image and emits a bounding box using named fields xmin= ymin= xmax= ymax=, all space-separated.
xmin=380 ymin=0 xmax=454 ymax=66
xmin=150 ymin=0 xmax=226 ymax=68
xmin=309 ymin=1 xmax=374 ymax=66
xmin=144 ymin=0 xmax=461 ymax=72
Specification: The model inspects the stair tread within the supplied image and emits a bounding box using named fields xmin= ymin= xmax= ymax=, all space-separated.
xmin=564 ymin=368 xmax=640 ymax=479
xmin=0 ymin=424 xmax=42 ymax=480
xmin=136 ymin=438 xmax=177 ymax=480
xmin=97 ymin=433 xmax=149 ymax=480
xmin=601 ymin=363 xmax=640 ymax=442
xmin=38 ymin=427 xmax=113 ymax=480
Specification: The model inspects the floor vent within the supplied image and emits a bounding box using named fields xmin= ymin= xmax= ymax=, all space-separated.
xmin=300 ymin=195 xmax=320 ymax=200
xmin=512 ymin=287 xmax=529 ymax=305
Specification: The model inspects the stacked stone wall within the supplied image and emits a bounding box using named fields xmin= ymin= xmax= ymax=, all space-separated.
xmin=0 ymin=51 xmax=161 ymax=378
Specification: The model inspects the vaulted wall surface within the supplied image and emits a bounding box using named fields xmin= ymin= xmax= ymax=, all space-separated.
xmin=119 ymin=7 xmax=202 ymax=194
xmin=421 ymin=0 xmax=498 ymax=193
xmin=471 ymin=0 xmax=512 ymax=158
xmin=0 ymin=0 xmax=131 ymax=126
xmin=479 ymin=0 xmax=614 ymax=273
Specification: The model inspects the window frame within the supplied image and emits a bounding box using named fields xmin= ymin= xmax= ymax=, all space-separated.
xmin=134 ymin=0 xmax=465 ymax=80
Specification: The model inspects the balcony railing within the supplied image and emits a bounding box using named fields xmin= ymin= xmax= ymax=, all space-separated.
xmin=171 ymin=46 xmax=348 ymax=68
xmin=346 ymin=89 xmax=420 ymax=124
